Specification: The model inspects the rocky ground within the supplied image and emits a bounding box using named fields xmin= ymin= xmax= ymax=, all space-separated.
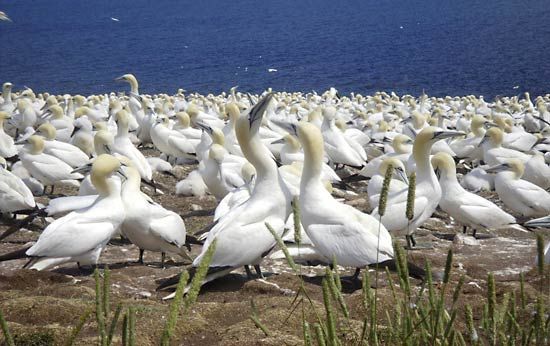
xmin=0 ymin=157 xmax=548 ymax=345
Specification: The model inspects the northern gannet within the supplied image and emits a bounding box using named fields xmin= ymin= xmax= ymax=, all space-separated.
xmin=0 ymin=111 xmax=17 ymax=158
xmin=158 ymin=94 xmax=289 ymax=295
xmin=19 ymin=135 xmax=83 ymax=193
xmin=296 ymin=121 xmax=393 ymax=275
xmin=487 ymin=159 xmax=550 ymax=217
xmin=0 ymin=156 xmax=36 ymax=213
xmin=372 ymin=127 xmax=464 ymax=248
xmin=22 ymin=154 xmax=125 ymax=270
xmin=367 ymin=157 xmax=408 ymax=208
xmin=432 ymin=152 xmax=516 ymax=236
xmin=36 ymin=123 xmax=89 ymax=168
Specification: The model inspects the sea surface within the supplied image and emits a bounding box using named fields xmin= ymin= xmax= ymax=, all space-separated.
xmin=1 ymin=0 xmax=549 ymax=98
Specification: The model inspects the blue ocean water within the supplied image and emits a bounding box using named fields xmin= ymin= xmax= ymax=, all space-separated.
xmin=1 ymin=0 xmax=549 ymax=98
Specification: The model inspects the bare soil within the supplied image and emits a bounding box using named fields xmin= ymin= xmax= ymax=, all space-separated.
xmin=1 ymin=155 xmax=549 ymax=345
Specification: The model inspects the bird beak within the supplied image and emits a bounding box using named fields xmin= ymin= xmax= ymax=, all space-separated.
xmin=434 ymin=130 xmax=465 ymax=140
xmin=114 ymin=75 xmax=126 ymax=81
xmin=480 ymin=135 xmax=489 ymax=145
xmin=485 ymin=163 xmax=508 ymax=173
xmin=248 ymin=93 xmax=273 ymax=129
xmin=40 ymin=110 xmax=51 ymax=119
xmin=117 ymin=168 xmax=128 ymax=180
xmin=524 ymin=215 xmax=550 ymax=228
xmin=271 ymin=120 xmax=298 ymax=137
xmin=396 ymin=168 xmax=409 ymax=184
xmin=271 ymin=137 xmax=285 ymax=145
xmin=72 ymin=163 xmax=93 ymax=175
xmin=70 ymin=126 xmax=80 ymax=138
xmin=196 ymin=122 xmax=213 ymax=134
xmin=485 ymin=122 xmax=499 ymax=128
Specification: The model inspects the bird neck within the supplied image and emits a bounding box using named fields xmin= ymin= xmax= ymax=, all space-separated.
xmin=240 ymin=133 xmax=278 ymax=184
xmin=92 ymin=174 xmax=121 ymax=197
xmin=301 ymin=135 xmax=324 ymax=185
xmin=413 ymin=139 xmax=437 ymax=184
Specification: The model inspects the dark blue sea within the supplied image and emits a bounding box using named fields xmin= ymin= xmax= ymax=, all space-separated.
xmin=1 ymin=0 xmax=549 ymax=98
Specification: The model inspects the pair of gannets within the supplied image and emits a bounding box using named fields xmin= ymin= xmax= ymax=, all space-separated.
xmin=0 ymin=155 xmax=125 ymax=270
xmin=158 ymin=94 xmax=290 ymax=296
xmin=372 ymin=127 xmax=464 ymax=248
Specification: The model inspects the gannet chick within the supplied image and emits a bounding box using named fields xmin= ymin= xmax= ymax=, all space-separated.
xmin=0 ymin=111 xmax=17 ymax=158
xmin=213 ymin=162 xmax=256 ymax=221
xmin=367 ymin=157 xmax=408 ymax=208
xmin=158 ymin=94 xmax=289 ymax=295
xmin=296 ymin=121 xmax=393 ymax=275
xmin=487 ymin=159 xmax=550 ymax=217
xmin=432 ymin=152 xmax=516 ymax=237
xmin=175 ymin=170 xmax=209 ymax=197
xmin=0 ymin=156 xmax=36 ymax=213
xmin=118 ymin=159 xmax=188 ymax=266
xmin=19 ymin=135 xmax=83 ymax=193
xmin=372 ymin=127 xmax=464 ymax=248
xmin=460 ymin=167 xmax=494 ymax=192
xmin=36 ymin=123 xmax=89 ymax=168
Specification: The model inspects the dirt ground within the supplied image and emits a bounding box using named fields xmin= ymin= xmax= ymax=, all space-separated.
xmin=0 ymin=155 xmax=549 ymax=345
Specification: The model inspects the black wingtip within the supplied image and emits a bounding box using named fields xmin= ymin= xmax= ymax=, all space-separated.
xmin=0 ymin=244 xmax=33 ymax=262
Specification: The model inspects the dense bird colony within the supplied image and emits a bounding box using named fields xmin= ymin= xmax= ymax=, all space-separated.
xmin=0 ymin=77 xmax=549 ymax=300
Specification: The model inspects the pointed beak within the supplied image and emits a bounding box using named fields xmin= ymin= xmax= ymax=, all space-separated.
xmin=485 ymin=163 xmax=508 ymax=174
xmin=271 ymin=120 xmax=298 ymax=137
xmin=485 ymin=122 xmax=499 ymax=128
xmin=271 ymin=137 xmax=285 ymax=145
xmin=524 ymin=215 xmax=550 ymax=228
xmin=396 ymin=168 xmax=409 ymax=184
xmin=70 ymin=126 xmax=79 ymax=138
xmin=196 ymin=122 xmax=213 ymax=134
xmin=247 ymin=93 xmax=273 ymax=129
xmin=115 ymin=75 xmax=126 ymax=82
xmin=434 ymin=130 xmax=465 ymax=140
xmin=72 ymin=163 xmax=93 ymax=175
xmin=117 ymin=167 xmax=128 ymax=180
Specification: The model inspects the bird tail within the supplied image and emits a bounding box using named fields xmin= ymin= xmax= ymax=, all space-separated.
xmin=0 ymin=207 xmax=47 ymax=242
xmin=0 ymin=243 xmax=33 ymax=262
xmin=371 ymin=259 xmax=426 ymax=280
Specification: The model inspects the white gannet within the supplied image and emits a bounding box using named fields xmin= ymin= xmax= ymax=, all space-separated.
xmin=432 ymin=152 xmax=516 ymax=236
xmin=0 ymin=111 xmax=17 ymax=158
xmin=0 ymin=156 xmax=36 ymax=213
xmin=21 ymin=154 xmax=125 ymax=270
xmin=41 ymin=104 xmax=74 ymax=142
xmin=213 ymin=162 xmax=256 ymax=221
xmin=367 ymin=157 xmax=409 ymax=208
xmin=487 ymin=159 xmax=550 ymax=217
xmin=36 ymin=123 xmax=89 ymax=168
xmin=481 ymin=127 xmax=530 ymax=166
xmin=372 ymin=127 xmax=464 ymax=248
xmin=158 ymin=94 xmax=290 ymax=295
xmin=358 ymin=134 xmax=413 ymax=178
xmin=118 ymin=159 xmax=188 ymax=266
xmin=522 ymin=151 xmax=550 ymax=189
xmin=150 ymin=115 xmax=196 ymax=162
xmin=296 ymin=121 xmax=393 ymax=274
xmin=19 ymin=135 xmax=83 ymax=193
xmin=112 ymin=109 xmax=152 ymax=181
xmin=321 ymin=106 xmax=367 ymax=167
xmin=460 ymin=167 xmax=494 ymax=192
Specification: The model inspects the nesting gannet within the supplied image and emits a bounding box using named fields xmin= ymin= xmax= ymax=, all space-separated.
xmin=0 ymin=111 xmax=17 ymax=158
xmin=118 ymin=159 xmax=188 ymax=266
xmin=321 ymin=106 xmax=367 ymax=167
xmin=0 ymin=82 xmax=15 ymax=113
xmin=199 ymin=144 xmax=246 ymax=200
xmin=367 ymin=157 xmax=408 ymax=208
xmin=481 ymin=127 xmax=530 ymax=166
xmin=19 ymin=135 xmax=83 ymax=193
xmin=449 ymin=115 xmax=490 ymax=160
xmin=112 ymin=109 xmax=152 ymax=181
xmin=158 ymin=94 xmax=289 ymax=294
xmin=175 ymin=170 xmax=209 ymax=197
xmin=20 ymin=154 xmax=125 ymax=270
xmin=432 ymin=152 xmax=516 ymax=236
xmin=150 ymin=115 xmax=196 ymax=162
xmin=487 ymin=159 xmax=550 ymax=217
xmin=0 ymin=156 xmax=36 ymax=213
xmin=41 ymin=105 xmax=74 ymax=142
xmin=36 ymin=123 xmax=89 ymax=168
xmin=460 ymin=167 xmax=494 ymax=192
xmin=372 ymin=127 xmax=464 ymax=247
xmin=358 ymin=134 xmax=413 ymax=178
xmin=213 ymin=162 xmax=255 ymax=221
xmin=522 ymin=151 xmax=550 ymax=189
xmin=295 ymin=120 xmax=393 ymax=274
